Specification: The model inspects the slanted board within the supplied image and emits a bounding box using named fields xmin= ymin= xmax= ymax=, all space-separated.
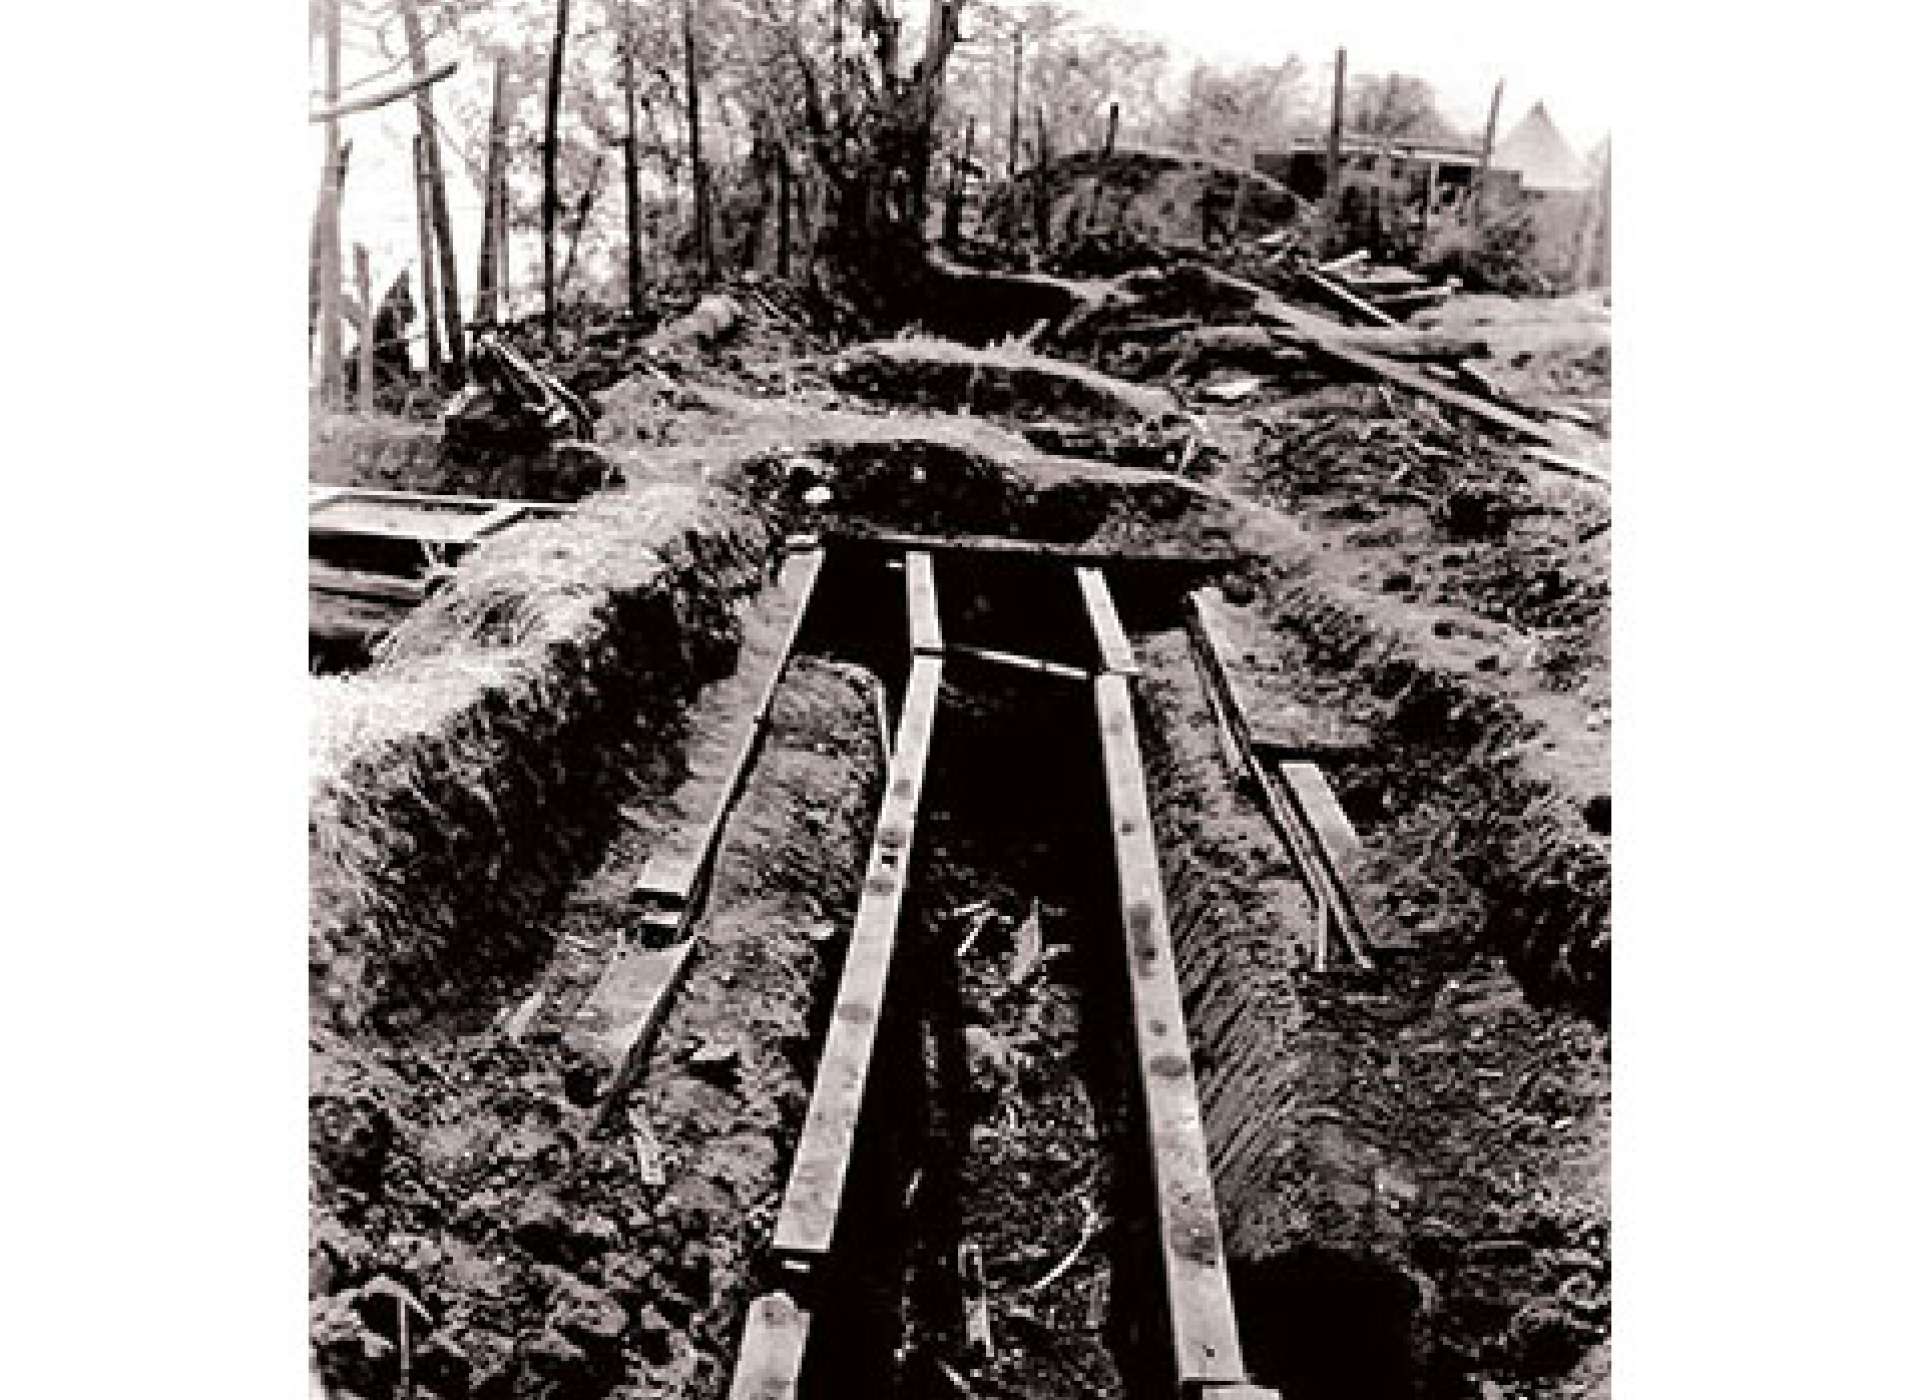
xmin=1185 ymin=589 xmax=1256 ymax=769
xmin=564 ymin=939 xmax=697 ymax=1100
xmin=905 ymin=550 xmax=943 ymax=656
xmin=831 ymin=529 xmax=1235 ymax=569
xmin=629 ymin=546 xmax=825 ymax=930
xmin=1092 ymin=673 xmax=1250 ymax=1391
xmin=1076 ymin=566 xmax=1139 ymax=676
xmin=773 ymin=655 xmax=942 ymax=1263
xmin=470 ymin=502 xmax=533 ymax=537
xmin=726 ymin=1292 xmax=812 ymax=1400
xmin=1272 ymin=760 xmax=1397 ymax=960
xmin=1303 ymin=268 xmax=1401 ymax=327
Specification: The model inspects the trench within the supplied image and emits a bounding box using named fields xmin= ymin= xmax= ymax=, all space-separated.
xmin=781 ymin=546 xmax=1164 ymax=1400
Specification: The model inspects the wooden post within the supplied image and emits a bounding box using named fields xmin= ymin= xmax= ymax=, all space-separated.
xmin=685 ymin=0 xmax=710 ymax=282
xmin=622 ymin=11 xmax=643 ymax=315
xmin=412 ymin=135 xmax=443 ymax=382
xmin=353 ymin=244 xmax=374 ymax=415
xmin=543 ymin=0 xmax=573 ymax=349
xmin=316 ymin=0 xmax=344 ymax=408
xmin=477 ymin=58 xmax=508 ymax=325
xmin=309 ymin=137 xmax=349 ymax=345
xmin=1323 ymin=46 xmax=1346 ymax=249
xmin=496 ymin=167 xmax=511 ymax=323
xmin=1474 ymin=79 xmax=1504 ymax=223
xmin=399 ymin=0 xmax=464 ymax=382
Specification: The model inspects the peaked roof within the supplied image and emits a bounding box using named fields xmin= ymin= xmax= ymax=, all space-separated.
xmin=1491 ymin=102 xmax=1590 ymax=191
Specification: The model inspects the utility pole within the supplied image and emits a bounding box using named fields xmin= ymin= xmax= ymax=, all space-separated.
xmin=1323 ymin=46 xmax=1346 ymax=251
xmin=1475 ymin=79 xmax=1505 ymax=222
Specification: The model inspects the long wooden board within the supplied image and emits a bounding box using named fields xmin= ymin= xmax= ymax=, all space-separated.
xmin=771 ymin=653 xmax=943 ymax=1265
xmin=726 ymin=1292 xmax=812 ymax=1400
xmin=1092 ymin=672 xmax=1249 ymax=1392
xmin=905 ymin=550 xmax=943 ymax=656
xmin=1075 ymin=566 xmax=1139 ymax=676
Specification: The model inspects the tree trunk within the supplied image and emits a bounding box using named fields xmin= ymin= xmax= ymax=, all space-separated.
xmin=1001 ymin=27 xmax=1022 ymax=244
xmin=309 ymin=137 xmax=349 ymax=345
xmin=622 ymin=14 xmax=643 ymax=316
xmin=1033 ymin=104 xmax=1050 ymax=251
xmin=777 ymin=145 xmax=793 ymax=277
xmin=413 ymin=134 xmax=443 ymax=381
xmin=316 ymin=0 xmax=344 ymax=408
xmin=684 ymin=0 xmax=710 ymax=282
xmin=399 ymin=0 xmax=464 ymax=382
xmin=354 ymin=244 xmax=375 ymax=414
xmin=477 ymin=58 xmax=508 ymax=325
xmin=544 ymin=0 xmax=572 ymax=349
xmin=560 ymin=154 xmax=605 ymax=298
xmin=943 ymin=115 xmax=973 ymax=249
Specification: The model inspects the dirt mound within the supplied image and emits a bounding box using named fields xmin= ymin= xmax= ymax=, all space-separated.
xmin=826 ymin=337 xmax=1182 ymax=427
xmin=310 ymin=657 xmax=886 ymax=1400
xmin=309 ymin=485 xmax=775 ymax=1035
xmin=985 ymin=147 xmax=1306 ymax=250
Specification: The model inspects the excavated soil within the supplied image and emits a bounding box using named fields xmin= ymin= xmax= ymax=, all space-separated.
xmin=311 ymin=656 xmax=885 ymax=1400
xmin=311 ymin=262 xmax=1610 ymax=1400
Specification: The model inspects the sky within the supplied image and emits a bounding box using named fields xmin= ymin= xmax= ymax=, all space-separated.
xmin=1040 ymin=0 xmax=1615 ymax=157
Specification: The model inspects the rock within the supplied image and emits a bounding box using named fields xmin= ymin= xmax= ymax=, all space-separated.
xmin=512 ymin=1192 xmax=591 ymax=1267
xmin=549 ymin=1276 xmax=629 ymax=1364
xmin=310 ymin=1093 xmax=394 ymax=1194
xmin=311 ymin=1294 xmax=397 ymax=1396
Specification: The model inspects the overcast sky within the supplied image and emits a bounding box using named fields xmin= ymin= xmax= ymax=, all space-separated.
xmin=1041 ymin=0 xmax=1615 ymax=156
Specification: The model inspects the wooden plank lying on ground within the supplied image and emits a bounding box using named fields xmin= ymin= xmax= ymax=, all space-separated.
xmin=311 ymin=485 xmax=575 ymax=516
xmin=573 ymin=940 xmax=699 ymax=1129
xmin=470 ymin=502 xmax=532 ymax=537
xmin=1200 ymin=267 xmax=1564 ymax=446
xmin=725 ymin=1292 xmax=812 ymax=1400
xmin=947 ymin=642 xmax=1092 ymax=682
xmin=309 ymin=561 xmax=427 ymax=604
xmin=1303 ymin=268 xmax=1400 ymax=327
xmin=905 ymin=550 xmax=943 ymax=656
xmin=629 ymin=545 xmax=824 ymax=937
xmin=1523 ymin=444 xmax=1612 ymax=486
xmin=831 ymin=529 xmax=1234 ymax=568
xmin=1277 ymin=761 xmax=1409 ymax=953
xmin=1317 ymin=250 xmax=1369 ymax=275
xmin=772 ymin=654 xmax=943 ymax=1266
xmin=1092 ymin=672 xmax=1251 ymax=1392
xmin=1076 ymin=566 xmax=1139 ymax=676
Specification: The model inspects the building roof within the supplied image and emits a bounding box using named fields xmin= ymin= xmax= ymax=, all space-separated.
xmin=1491 ymin=102 xmax=1591 ymax=192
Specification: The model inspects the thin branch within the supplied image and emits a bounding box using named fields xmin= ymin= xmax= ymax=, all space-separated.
xmin=309 ymin=58 xmax=458 ymax=122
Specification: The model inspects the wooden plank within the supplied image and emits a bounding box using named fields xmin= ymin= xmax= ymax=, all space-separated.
xmin=1184 ymin=590 xmax=1256 ymax=768
xmin=1092 ymin=673 xmax=1248 ymax=1391
xmin=1523 ymin=444 xmax=1612 ymax=486
xmin=313 ymin=485 xmax=575 ymax=516
xmin=828 ymin=529 xmax=1233 ymax=569
xmin=905 ymin=549 xmax=943 ymax=656
xmin=1279 ymin=762 xmax=1411 ymax=955
xmin=772 ymin=655 xmax=943 ymax=1263
xmin=947 ymin=642 xmax=1091 ymax=682
xmin=1303 ymin=268 xmax=1400 ymax=328
xmin=310 ymin=512 xmax=491 ymax=548
xmin=309 ymin=561 xmax=427 ymax=605
xmin=470 ymin=502 xmax=532 ymax=537
xmin=1316 ymin=250 xmax=1368 ymax=275
xmin=571 ymin=939 xmax=699 ymax=1129
xmin=628 ymin=546 xmax=824 ymax=935
xmin=308 ymin=485 xmax=351 ymax=510
xmin=725 ymin=1292 xmax=812 ymax=1400
xmin=1075 ymin=566 xmax=1139 ymax=676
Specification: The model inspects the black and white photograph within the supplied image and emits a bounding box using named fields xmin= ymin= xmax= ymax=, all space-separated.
xmin=301 ymin=2 xmax=1612 ymax=1397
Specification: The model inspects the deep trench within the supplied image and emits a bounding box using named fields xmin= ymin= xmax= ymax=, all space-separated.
xmin=786 ymin=546 xmax=1169 ymax=1400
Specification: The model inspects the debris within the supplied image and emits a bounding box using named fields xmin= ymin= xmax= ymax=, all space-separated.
xmin=1007 ymin=901 xmax=1045 ymax=985
xmin=955 ymin=906 xmax=998 ymax=959
xmin=688 ymin=1039 xmax=739 ymax=1081
xmin=957 ymin=1238 xmax=994 ymax=1360
xmin=501 ymin=987 xmax=545 ymax=1043
xmin=1017 ymin=1201 xmax=1103 ymax=1296
xmin=1197 ymin=374 xmax=1263 ymax=404
xmin=626 ymin=1104 xmax=666 ymax=1186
